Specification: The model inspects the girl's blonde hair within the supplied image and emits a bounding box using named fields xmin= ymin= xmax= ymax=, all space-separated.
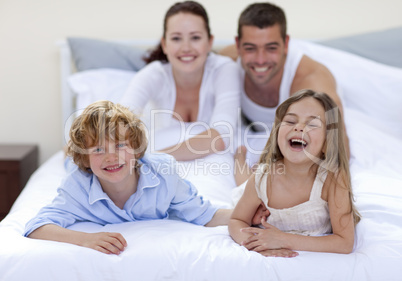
xmin=259 ymin=89 xmax=360 ymax=224
xmin=67 ymin=100 xmax=148 ymax=172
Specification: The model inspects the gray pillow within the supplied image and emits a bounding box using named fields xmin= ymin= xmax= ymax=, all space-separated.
xmin=67 ymin=37 xmax=146 ymax=72
xmin=318 ymin=26 xmax=402 ymax=68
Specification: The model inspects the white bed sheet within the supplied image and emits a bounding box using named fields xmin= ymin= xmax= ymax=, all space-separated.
xmin=1 ymin=40 xmax=402 ymax=281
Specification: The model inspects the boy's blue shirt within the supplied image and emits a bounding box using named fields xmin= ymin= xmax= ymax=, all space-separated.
xmin=24 ymin=153 xmax=217 ymax=237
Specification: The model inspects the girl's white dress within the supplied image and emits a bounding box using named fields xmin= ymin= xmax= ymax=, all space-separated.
xmin=255 ymin=164 xmax=332 ymax=236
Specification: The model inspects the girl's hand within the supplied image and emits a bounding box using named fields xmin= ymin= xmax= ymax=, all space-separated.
xmin=81 ymin=232 xmax=127 ymax=255
xmin=240 ymin=218 xmax=286 ymax=252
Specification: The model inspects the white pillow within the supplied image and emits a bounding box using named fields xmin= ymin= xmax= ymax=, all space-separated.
xmin=68 ymin=68 xmax=136 ymax=110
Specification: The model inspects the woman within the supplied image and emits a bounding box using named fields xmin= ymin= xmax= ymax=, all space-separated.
xmin=121 ymin=1 xmax=240 ymax=161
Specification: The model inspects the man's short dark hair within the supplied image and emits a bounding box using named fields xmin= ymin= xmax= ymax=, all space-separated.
xmin=238 ymin=2 xmax=287 ymax=41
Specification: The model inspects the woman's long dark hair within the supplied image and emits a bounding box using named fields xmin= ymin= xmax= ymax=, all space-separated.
xmin=144 ymin=1 xmax=211 ymax=64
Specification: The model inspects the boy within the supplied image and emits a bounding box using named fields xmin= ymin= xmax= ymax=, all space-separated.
xmin=24 ymin=101 xmax=231 ymax=255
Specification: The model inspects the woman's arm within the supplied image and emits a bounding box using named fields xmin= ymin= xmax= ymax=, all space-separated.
xmin=28 ymin=224 xmax=127 ymax=255
xmin=158 ymin=128 xmax=225 ymax=161
xmin=241 ymin=174 xmax=355 ymax=254
xmin=160 ymin=57 xmax=241 ymax=161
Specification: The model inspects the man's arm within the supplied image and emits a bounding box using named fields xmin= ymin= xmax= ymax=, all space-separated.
xmin=292 ymin=56 xmax=340 ymax=107
xmin=218 ymin=44 xmax=238 ymax=61
xmin=292 ymin=55 xmax=350 ymax=157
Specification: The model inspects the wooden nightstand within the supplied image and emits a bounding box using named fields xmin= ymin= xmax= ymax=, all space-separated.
xmin=0 ymin=144 xmax=38 ymax=220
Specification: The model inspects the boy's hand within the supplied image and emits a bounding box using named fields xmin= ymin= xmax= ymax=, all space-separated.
xmin=81 ymin=232 xmax=127 ymax=255
xmin=251 ymin=204 xmax=270 ymax=226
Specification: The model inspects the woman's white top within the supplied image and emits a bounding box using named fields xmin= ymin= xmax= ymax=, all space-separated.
xmin=121 ymin=52 xmax=241 ymax=148
xmin=255 ymin=164 xmax=332 ymax=236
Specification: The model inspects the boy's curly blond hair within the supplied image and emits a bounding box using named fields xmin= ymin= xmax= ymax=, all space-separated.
xmin=67 ymin=100 xmax=148 ymax=172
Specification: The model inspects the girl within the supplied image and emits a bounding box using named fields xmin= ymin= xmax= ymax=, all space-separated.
xmin=229 ymin=89 xmax=360 ymax=258
xmin=121 ymin=1 xmax=240 ymax=161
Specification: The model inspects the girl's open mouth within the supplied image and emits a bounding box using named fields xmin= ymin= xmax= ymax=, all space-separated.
xmin=289 ymin=138 xmax=307 ymax=149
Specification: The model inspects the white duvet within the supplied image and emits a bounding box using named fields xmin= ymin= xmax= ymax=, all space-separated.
xmin=1 ymin=40 xmax=402 ymax=281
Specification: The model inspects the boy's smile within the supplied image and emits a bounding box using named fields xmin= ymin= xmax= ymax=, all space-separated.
xmin=88 ymin=139 xmax=139 ymax=199
xmin=103 ymin=163 xmax=125 ymax=172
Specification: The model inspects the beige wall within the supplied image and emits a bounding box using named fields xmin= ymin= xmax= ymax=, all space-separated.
xmin=1 ymin=0 xmax=401 ymax=164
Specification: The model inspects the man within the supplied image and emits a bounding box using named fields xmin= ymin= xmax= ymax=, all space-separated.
xmin=220 ymin=2 xmax=348 ymax=184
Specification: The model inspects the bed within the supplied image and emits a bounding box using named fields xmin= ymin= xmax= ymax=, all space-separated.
xmin=1 ymin=28 xmax=402 ymax=281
